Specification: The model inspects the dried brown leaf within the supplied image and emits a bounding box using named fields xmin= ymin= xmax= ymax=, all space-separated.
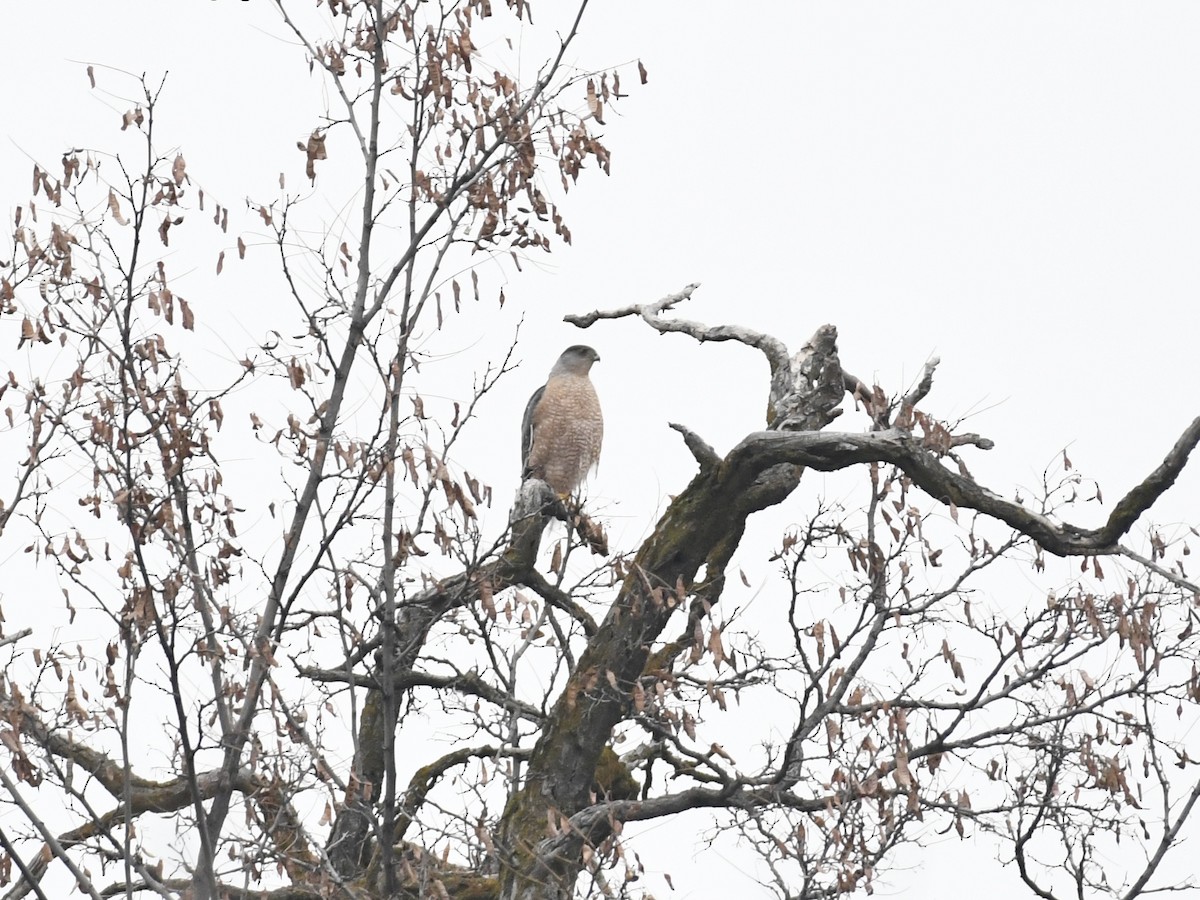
xmin=107 ymin=190 xmax=128 ymax=226
xmin=708 ymin=626 xmax=725 ymax=670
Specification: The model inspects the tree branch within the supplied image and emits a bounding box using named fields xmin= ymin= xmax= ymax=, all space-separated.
xmin=731 ymin=421 xmax=1200 ymax=556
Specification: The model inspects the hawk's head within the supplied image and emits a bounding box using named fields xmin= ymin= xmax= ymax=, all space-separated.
xmin=552 ymin=345 xmax=600 ymax=376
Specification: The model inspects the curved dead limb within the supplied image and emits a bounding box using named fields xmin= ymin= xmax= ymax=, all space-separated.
xmin=565 ymin=283 xmax=785 ymax=370
xmin=731 ymin=421 xmax=1200 ymax=556
xmin=392 ymin=744 xmax=531 ymax=847
xmin=566 ymin=285 xmax=842 ymax=432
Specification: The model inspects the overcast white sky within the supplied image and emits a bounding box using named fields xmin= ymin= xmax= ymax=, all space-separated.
xmin=2 ymin=2 xmax=1199 ymax=898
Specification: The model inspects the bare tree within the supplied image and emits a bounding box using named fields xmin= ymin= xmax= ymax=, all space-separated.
xmin=1 ymin=3 xmax=1198 ymax=900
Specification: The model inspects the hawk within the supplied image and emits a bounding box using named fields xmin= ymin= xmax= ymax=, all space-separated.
xmin=521 ymin=345 xmax=603 ymax=496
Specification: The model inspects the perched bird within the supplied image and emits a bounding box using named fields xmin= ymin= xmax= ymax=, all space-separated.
xmin=521 ymin=345 xmax=603 ymax=496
